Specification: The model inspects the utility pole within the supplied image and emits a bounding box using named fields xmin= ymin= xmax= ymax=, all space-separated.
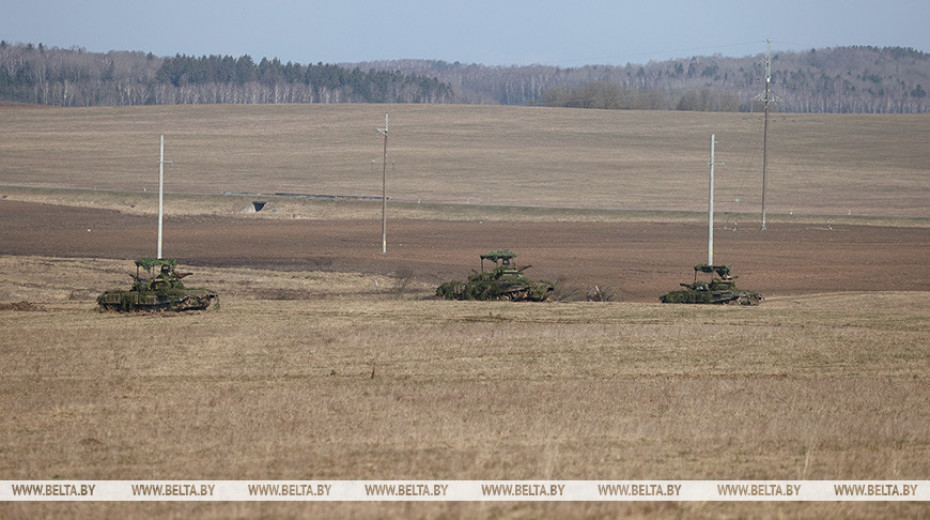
xmin=761 ymin=39 xmax=772 ymax=230
xmin=708 ymin=134 xmax=718 ymax=265
xmin=377 ymin=114 xmax=388 ymax=254
xmin=157 ymin=135 xmax=168 ymax=259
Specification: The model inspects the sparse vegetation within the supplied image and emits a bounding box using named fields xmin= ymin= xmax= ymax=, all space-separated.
xmin=585 ymin=283 xmax=616 ymax=302
xmin=390 ymin=266 xmax=416 ymax=298
xmin=0 ymin=256 xmax=928 ymax=518
xmin=551 ymin=277 xmax=618 ymax=302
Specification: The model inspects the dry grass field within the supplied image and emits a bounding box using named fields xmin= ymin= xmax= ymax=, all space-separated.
xmin=1 ymin=103 xmax=928 ymax=217
xmin=1 ymin=257 xmax=929 ymax=519
xmin=1 ymin=104 xmax=929 ymax=518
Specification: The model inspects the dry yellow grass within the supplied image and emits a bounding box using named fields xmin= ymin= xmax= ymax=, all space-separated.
xmin=2 ymin=103 xmax=929 ymax=517
xmin=1 ymin=104 xmax=928 ymax=219
xmin=1 ymin=256 xmax=928 ymax=518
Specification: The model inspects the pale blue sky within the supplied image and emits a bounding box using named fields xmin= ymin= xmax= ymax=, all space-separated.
xmin=1 ymin=0 xmax=927 ymax=66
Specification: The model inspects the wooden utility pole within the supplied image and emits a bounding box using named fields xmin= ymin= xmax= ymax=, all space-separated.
xmin=157 ymin=135 xmax=166 ymax=258
xmin=708 ymin=134 xmax=718 ymax=265
xmin=377 ymin=114 xmax=388 ymax=254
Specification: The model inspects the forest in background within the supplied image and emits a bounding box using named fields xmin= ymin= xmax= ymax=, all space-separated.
xmin=361 ymin=46 xmax=930 ymax=113
xmin=0 ymin=43 xmax=453 ymax=106
xmin=1 ymin=40 xmax=927 ymax=113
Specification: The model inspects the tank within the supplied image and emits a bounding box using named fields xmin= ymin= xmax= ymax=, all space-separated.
xmin=97 ymin=258 xmax=218 ymax=312
xmin=436 ymin=250 xmax=554 ymax=302
xmin=660 ymin=264 xmax=762 ymax=305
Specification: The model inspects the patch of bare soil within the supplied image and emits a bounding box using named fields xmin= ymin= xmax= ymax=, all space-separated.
xmin=1 ymin=200 xmax=928 ymax=301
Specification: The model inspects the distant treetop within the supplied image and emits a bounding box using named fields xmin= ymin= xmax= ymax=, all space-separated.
xmin=0 ymin=42 xmax=926 ymax=112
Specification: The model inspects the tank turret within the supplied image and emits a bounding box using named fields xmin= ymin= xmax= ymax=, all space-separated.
xmin=97 ymin=258 xmax=218 ymax=311
xmin=437 ymin=250 xmax=554 ymax=301
xmin=660 ymin=264 xmax=762 ymax=305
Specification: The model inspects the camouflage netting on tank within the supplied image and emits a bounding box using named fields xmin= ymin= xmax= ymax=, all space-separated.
xmin=480 ymin=250 xmax=517 ymax=263
xmin=437 ymin=250 xmax=553 ymax=302
xmin=660 ymin=264 xmax=762 ymax=305
xmin=136 ymin=257 xmax=178 ymax=271
xmin=436 ymin=266 xmax=553 ymax=302
xmin=97 ymin=258 xmax=217 ymax=312
xmin=694 ymin=264 xmax=732 ymax=279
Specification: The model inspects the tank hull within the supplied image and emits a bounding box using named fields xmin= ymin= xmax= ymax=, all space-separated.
xmin=660 ymin=264 xmax=762 ymax=306
xmin=437 ymin=276 xmax=554 ymax=301
xmin=437 ymin=268 xmax=553 ymax=302
xmin=660 ymin=288 xmax=761 ymax=305
xmin=437 ymin=250 xmax=554 ymax=302
xmin=97 ymin=288 xmax=218 ymax=312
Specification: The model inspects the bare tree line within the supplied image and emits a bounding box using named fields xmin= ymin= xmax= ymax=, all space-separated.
xmin=357 ymin=46 xmax=930 ymax=113
xmin=1 ymin=41 xmax=927 ymax=113
xmin=0 ymin=43 xmax=453 ymax=106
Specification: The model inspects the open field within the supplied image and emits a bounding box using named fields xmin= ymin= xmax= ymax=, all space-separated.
xmin=1 ymin=104 xmax=929 ymax=518
xmin=1 ymin=104 xmax=928 ymax=217
xmin=1 ymin=256 xmax=929 ymax=519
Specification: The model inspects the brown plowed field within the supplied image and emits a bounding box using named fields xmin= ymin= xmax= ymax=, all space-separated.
xmin=2 ymin=200 xmax=927 ymax=301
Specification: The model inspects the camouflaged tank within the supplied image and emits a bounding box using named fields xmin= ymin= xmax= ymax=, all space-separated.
xmin=436 ymin=250 xmax=554 ymax=302
xmin=661 ymin=264 xmax=762 ymax=305
xmin=97 ymin=258 xmax=218 ymax=312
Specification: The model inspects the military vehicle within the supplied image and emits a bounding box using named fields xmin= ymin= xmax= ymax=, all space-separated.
xmin=436 ymin=250 xmax=554 ymax=302
xmin=97 ymin=258 xmax=218 ymax=311
xmin=660 ymin=264 xmax=762 ymax=305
